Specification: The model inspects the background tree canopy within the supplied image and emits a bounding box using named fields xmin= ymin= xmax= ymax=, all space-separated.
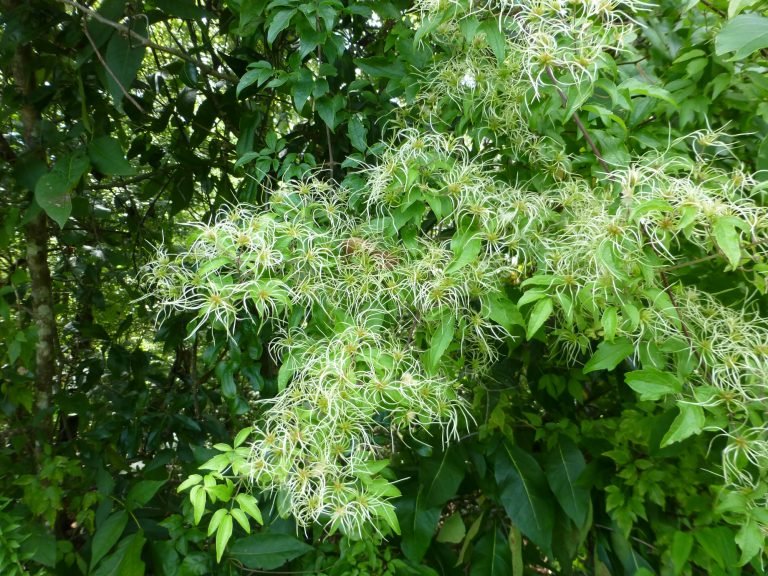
xmin=3 ymin=0 xmax=768 ymax=574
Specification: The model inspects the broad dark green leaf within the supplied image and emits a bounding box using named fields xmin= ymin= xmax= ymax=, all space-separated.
xmin=544 ymin=438 xmax=590 ymax=528
xmin=104 ymin=19 xmax=147 ymax=111
xmin=495 ymin=443 xmax=555 ymax=552
xmin=88 ymin=136 xmax=136 ymax=176
xmin=126 ymin=480 xmax=166 ymax=510
xmin=420 ymin=447 xmax=465 ymax=508
xmin=92 ymin=530 xmax=145 ymax=576
xmin=91 ymin=510 xmax=129 ymax=570
xmin=228 ymin=533 xmax=312 ymax=570
xmin=397 ymin=486 xmax=442 ymax=562
xmin=470 ymin=526 xmax=512 ymax=576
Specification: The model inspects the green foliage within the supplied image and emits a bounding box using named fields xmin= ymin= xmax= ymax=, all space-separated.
xmin=4 ymin=0 xmax=768 ymax=574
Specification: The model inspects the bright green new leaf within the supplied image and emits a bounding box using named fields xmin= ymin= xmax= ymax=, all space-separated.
xmin=661 ymin=403 xmax=706 ymax=446
xmin=234 ymin=427 xmax=252 ymax=448
xmin=235 ymin=494 xmax=263 ymax=525
xmin=230 ymin=507 xmax=251 ymax=534
xmin=583 ymin=338 xmax=633 ymax=373
xmin=190 ymin=484 xmax=206 ymax=525
xmin=215 ymin=513 xmax=233 ymax=563
xmin=625 ymin=368 xmax=682 ymax=401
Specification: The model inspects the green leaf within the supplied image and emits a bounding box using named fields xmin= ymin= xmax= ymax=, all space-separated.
xmin=190 ymin=485 xmax=206 ymax=525
xmin=292 ymin=68 xmax=314 ymax=112
xmin=228 ymin=533 xmax=312 ymax=570
xmin=482 ymin=294 xmax=524 ymax=332
xmin=126 ymin=480 xmax=166 ymax=510
xmin=208 ymin=508 xmax=228 ymax=536
xmin=104 ymin=18 xmax=147 ymax=111
xmin=34 ymin=150 xmax=90 ymax=228
xmin=316 ymin=94 xmax=344 ymax=130
xmin=235 ymin=494 xmax=263 ymax=525
xmin=92 ymin=530 xmax=146 ymax=576
xmin=526 ymin=297 xmax=553 ymax=340
xmin=90 ymin=510 xmax=129 ymax=570
xmin=424 ymin=313 xmax=455 ymax=371
xmin=88 ymin=136 xmax=136 ymax=175
xmin=695 ymin=527 xmax=739 ymax=570
xmin=716 ymin=14 xmax=768 ymax=59
xmin=544 ymin=439 xmax=590 ymax=528
xmin=215 ymin=513 xmax=233 ymax=563
xmin=625 ymin=368 xmax=682 ymax=401
xmin=267 ymin=9 xmax=296 ymax=44
xmin=470 ymin=526 xmax=512 ymax=576
xmin=348 ymin=115 xmax=367 ymax=151
xmin=583 ymin=338 xmax=633 ymax=373
xmin=237 ymin=62 xmax=273 ymax=97
xmin=712 ymin=217 xmax=743 ymax=268
xmin=233 ymin=426 xmax=252 ymax=448
xmin=376 ymin=502 xmax=400 ymax=535
xmin=397 ymin=490 xmax=442 ymax=561
xmin=446 ymin=235 xmax=482 ymax=274
xmin=178 ymin=474 xmax=202 ymax=492
xmin=436 ymin=513 xmax=465 ymax=544
xmin=354 ymin=57 xmax=405 ymax=79
xmin=661 ymin=403 xmax=706 ymax=446
xmin=495 ymin=443 xmax=555 ymax=553
xmin=601 ymin=307 xmax=618 ymax=342
xmin=230 ymin=508 xmax=251 ymax=534
xmin=735 ymin=519 xmax=763 ymax=565
xmin=421 ymin=447 xmax=465 ymax=509
xmin=670 ymin=531 xmax=694 ymax=575
xmin=619 ymin=78 xmax=677 ymax=107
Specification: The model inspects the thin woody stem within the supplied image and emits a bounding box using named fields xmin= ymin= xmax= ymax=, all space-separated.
xmin=58 ymin=0 xmax=238 ymax=83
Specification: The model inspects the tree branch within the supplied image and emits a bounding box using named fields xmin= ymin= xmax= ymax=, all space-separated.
xmin=57 ymin=0 xmax=238 ymax=83
xmin=545 ymin=67 xmax=610 ymax=173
